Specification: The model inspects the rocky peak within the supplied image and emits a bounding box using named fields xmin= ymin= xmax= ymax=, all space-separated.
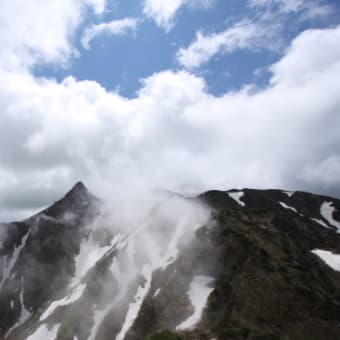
xmin=66 ymin=181 xmax=88 ymax=196
xmin=41 ymin=182 xmax=99 ymax=221
xmin=62 ymin=181 xmax=93 ymax=203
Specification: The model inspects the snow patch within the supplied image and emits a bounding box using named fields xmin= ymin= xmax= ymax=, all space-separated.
xmin=5 ymin=276 xmax=32 ymax=337
xmin=311 ymin=218 xmax=331 ymax=229
xmin=176 ymin=275 xmax=214 ymax=331
xmin=88 ymin=233 xmax=140 ymax=340
xmin=311 ymin=249 xmax=340 ymax=271
xmin=153 ymin=288 xmax=161 ymax=298
xmin=17 ymin=277 xmax=31 ymax=323
xmin=116 ymin=265 xmax=153 ymax=340
xmin=88 ymin=196 xmax=210 ymax=340
xmin=320 ymin=202 xmax=340 ymax=233
xmin=88 ymin=305 xmax=113 ymax=340
xmin=70 ymin=233 xmax=124 ymax=287
xmin=0 ymin=230 xmax=31 ymax=290
xmin=40 ymin=283 xmax=86 ymax=321
xmin=227 ymin=191 xmax=245 ymax=207
xmin=279 ymin=201 xmax=300 ymax=215
xmin=116 ymin=218 xmax=192 ymax=340
xmin=283 ymin=191 xmax=295 ymax=197
xmin=161 ymin=220 xmax=188 ymax=269
xmin=25 ymin=323 xmax=59 ymax=340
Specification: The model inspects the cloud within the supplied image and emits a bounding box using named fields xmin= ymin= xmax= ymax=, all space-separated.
xmin=302 ymin=156 xmax=340 ymax=187
xmin=0 ymin=0 xmax=339 ymax=220
xmin=177 ymin=0 xmax=334 ymax=69
xmin=0 ymin=24 xmax=340 ymax=220
xmin=270 ymin=26 xmax=340 ymax=85
xmin=143 ymin=0 xmax=215 ymax=31
xmin=249 ymin=0 xmax=306 ymax=14
xmin=81 ymin=18 xmax=139 ymax=50
xmin=176 ymin=21 xmax=273 ymax=69
xmin=0 ymin=0 xmax=109 ymax=71
xmin=86 ymin=0 xmax=108 ymax=15
xmin=248 ymin=0 xmax=333 ymax=19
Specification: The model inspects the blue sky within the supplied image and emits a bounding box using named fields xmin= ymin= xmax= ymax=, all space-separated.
xmin=1 ymin=0 xmax=340 ymax=220
xmin=34 ymin=0 xmax=340 ymax=97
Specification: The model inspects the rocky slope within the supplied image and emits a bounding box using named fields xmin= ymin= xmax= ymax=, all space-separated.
xmin=0 ymin=184 xmax=340 ymax=340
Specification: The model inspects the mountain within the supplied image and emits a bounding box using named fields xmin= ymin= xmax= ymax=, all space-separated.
xmin=0 ymin=184 xmax=340 ymax=340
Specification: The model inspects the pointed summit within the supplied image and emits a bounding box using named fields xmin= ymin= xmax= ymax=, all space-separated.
xmin=65 ymin=181 xmax=89 ymax=199
xmin=72 ymin=181 xmax=87 ymax=191
xmin=41 ymin=181 xmax=99 ymax=221
xmin=61 ymin=181 xmax=99 ymax=205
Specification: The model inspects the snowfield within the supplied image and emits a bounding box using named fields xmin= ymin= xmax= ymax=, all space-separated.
xmin=40 ymin=283 xmax=86 ymax=321
xmin=176 ymin=275 xmax=214 ymax=331
xmin=312 ymin=249 xmax=340 ymax=272
xmin=311 ymin=217 xmax=331 ymax=229
xmin=228 ymin=191 xmax=245 ymax=207
xmin=279 ymin=201 xmax=301 ymax=215
xmin=320 ymin=202 xmax=340 ymax=233
xmin=25 ymin=324 xmax=59 ymax=340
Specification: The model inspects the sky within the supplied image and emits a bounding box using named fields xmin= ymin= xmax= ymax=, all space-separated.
xmin=0 ymin=0 xmax=340 ymax=221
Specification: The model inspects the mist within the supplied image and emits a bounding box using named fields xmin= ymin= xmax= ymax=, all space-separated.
xmin=16 ymin=182 xmax=212 ymax=339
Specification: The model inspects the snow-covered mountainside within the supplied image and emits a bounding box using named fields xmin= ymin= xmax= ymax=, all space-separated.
xmin=1 ymin=183 xmax=340 ymax=340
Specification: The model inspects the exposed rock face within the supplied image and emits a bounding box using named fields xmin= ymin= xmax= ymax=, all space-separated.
xmin=197 ymin=189 xmax=340 ymax=339
xmin=0 ymin=182 xmax=100 ymax=338
xmin=0 ymin=185 xmax=340 ymax=340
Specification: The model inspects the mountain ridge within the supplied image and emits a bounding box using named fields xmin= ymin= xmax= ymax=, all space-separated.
xmin=0 ymin=183 xmax=340 ymax=340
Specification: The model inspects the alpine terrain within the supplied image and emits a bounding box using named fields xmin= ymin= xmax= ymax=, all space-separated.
xmin=0 ymin=182 xmax=340 ymax=340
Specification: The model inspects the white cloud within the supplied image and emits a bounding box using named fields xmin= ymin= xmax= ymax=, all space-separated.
xmin=270 ymin=26 xmax=340 ymax=85
xmin=248 ymin=0 xmax=333 ymax=19
xmin=0 ymin=0 xmax=109 ymax=71
xmin=1 ymin=24 xmax=340 ymax=220
xmin=177 ymin=21 xmax=273 ymax=69
xmin=177 ymin=0 xmax=334 ymax=70
xmin=81 ymin=18 xmax=139 ymax=50
xmin=86 ymin=0 xmax=108 ymax=15
xmin=249 ymin=0 xmax=305 ymax=13
xmin=143 ymin=0 xmax=215 ymax=31
xmin=0 ymin=0 xmax=339 ymax=220
xmin=302 ymin=156 xmax=340 ymax=187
